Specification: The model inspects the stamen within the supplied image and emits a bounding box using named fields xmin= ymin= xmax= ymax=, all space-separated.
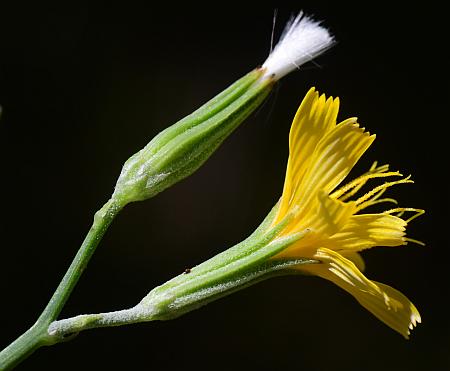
xmin=383 ymin=208 xmax=425 ymax=223
xmin=406 ymin=209 xmax=425 ymax=223
xmin=355 ymin=176 xmax=413 ymax=206
xmin=396 ymin=210 xmax=406 ymax=218
xmin=360 ymin=197 xmax=398 ymax=208
xmin=356 ymin=188 xmax=388 ymax=211
xmin=404 ymin=237 xmax=426 ymax=246
xmin=331 ymin=166 xmax=399 ymax=201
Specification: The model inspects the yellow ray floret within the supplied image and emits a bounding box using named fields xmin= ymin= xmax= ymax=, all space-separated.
xmin=277 ymin=88 xmax=339 ymax=220
xmin=270 ymin=87 xmax=423 ymax=337
xmin=325 ymin=214 xmax=408 ymax=252
xmin=301 ymin=248 xmax=421 ymax=339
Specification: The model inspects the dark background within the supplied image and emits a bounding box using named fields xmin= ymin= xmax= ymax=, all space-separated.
xmin=0 ymin=2 xmax=448 ymax=370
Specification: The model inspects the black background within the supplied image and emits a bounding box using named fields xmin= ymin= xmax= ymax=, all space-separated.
xmin=0 ymin=2 xmax=448 ymax=370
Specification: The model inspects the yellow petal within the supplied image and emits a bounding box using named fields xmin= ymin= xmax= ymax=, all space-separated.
xmin=325 ymin=214 xmax=407 ymax=252
xmin=292 ymin=120 xmax=375 ymax=214
xmin=287 ymin=191 xmax=356 ymax=236
xmin=341 ymin=251 xmax=366 ymax=272
xmin=275 ymin=88 xmax=339 ymax=223
xmin=360 ymin=281 xmax=421 ymax=339
xmin=301 ymin=248 xmax=420 ymax=338
xmin=277 ymin=192 xmax=356 ymax=258
xmin=276 ymin=120 xmax=374 ymax=232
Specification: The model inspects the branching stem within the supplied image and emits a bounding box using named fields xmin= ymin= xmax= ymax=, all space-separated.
xmin=0 ymin=199 xmax=122 ymax=370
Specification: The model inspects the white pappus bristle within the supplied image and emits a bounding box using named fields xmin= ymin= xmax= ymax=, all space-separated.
xmin=262 ymin=12 xmax=334 ymax=80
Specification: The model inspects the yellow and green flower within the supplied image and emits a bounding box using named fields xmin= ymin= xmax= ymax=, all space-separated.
xmin=270 ymin=88 xmax=423 ymax=337
xmin=49 ymin=88 xmax=423 ymax=340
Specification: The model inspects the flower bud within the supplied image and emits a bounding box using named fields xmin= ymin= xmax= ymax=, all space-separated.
xmin=112 ymin=69 xmax=272 ymax=205
xmin=111 ymin=12 xmax=334 ymax=206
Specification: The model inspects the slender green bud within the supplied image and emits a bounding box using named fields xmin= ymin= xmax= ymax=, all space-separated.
xmin=112 ymin=69 xmax=273 ymax=205
xmin=111 ymin=12 xmax=334 ymax=206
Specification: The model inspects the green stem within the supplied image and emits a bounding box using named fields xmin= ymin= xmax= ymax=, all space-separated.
xmin=45 ymin=258 xmax=316 ymax=338
xmin=48 ymin=305 xmax=155 ymax=336
xmin=0 ymin=198 xmax=122 ymax=371
xmin=0 ymin=322 xmax=54 ymax=371
xmin=39 ymin=199 xmax=122 ymax=321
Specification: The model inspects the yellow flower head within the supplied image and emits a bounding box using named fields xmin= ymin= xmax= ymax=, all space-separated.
xmin=271 ymin=88 xmax=423 ymax=338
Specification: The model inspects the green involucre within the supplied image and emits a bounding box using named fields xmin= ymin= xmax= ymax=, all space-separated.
xmin=140 ymin=203 xmax=314 ymax=320
xmin=112 ymin=69 xmax=273 ymax=205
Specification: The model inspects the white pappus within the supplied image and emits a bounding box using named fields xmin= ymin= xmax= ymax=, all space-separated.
xmin=262 ymin=11 xmax=335 ymax=80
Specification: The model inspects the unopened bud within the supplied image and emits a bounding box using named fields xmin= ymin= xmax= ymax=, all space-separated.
xmin=112 ymin=69 xmax=272 ymax=205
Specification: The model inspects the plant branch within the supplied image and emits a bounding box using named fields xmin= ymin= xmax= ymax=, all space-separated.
xmin=0 ymin=198 xmax=122 ymax=370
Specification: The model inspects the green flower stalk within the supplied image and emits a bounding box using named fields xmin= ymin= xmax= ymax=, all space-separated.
xmin=0 ymin=12 xmax=334 ymax=370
